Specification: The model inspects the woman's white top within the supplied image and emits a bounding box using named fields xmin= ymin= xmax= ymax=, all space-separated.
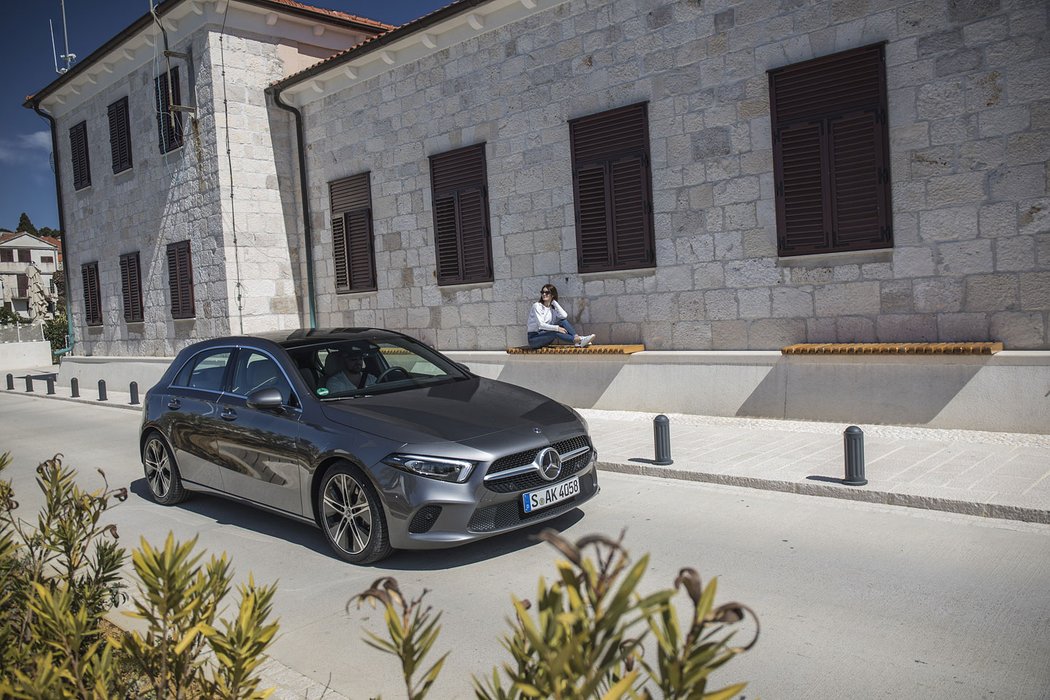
xmin=527 ymin=300 xmax=568 ymax=333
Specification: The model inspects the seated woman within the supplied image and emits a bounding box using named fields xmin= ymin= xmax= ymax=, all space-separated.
xmin=526 ymin=284 xmax=596 ymax=349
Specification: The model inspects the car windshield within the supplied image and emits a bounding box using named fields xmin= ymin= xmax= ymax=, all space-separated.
xmin=284 ymin=336 xmax=466 ymax=400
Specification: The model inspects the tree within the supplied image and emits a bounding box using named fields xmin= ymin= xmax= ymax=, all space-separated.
xmin=16 ymin=212 xmax=37 ymax=236
xmin=38 ymin=226 xmax=62 ymax=241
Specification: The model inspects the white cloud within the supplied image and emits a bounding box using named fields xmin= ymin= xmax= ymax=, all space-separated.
xmin=0 ymin=131 xmax=52 ymax=168
xmin=19 ymin=131 xmax=52 ymax=151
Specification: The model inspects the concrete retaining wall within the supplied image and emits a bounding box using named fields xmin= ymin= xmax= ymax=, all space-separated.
xmin=0 ymin=342 xmax=55 ymax=371
xmin=56 ymin=350 xmax=1050 ymax=434
xmin=446 ymin=350 xmax=1050 ymax=435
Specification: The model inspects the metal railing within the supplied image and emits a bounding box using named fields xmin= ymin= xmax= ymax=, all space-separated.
xmin=0 ymin=322 xmax=46 ymax=344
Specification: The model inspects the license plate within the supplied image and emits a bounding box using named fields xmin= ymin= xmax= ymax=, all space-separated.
xmin=522 ymin=476 xmax=581 ymax=513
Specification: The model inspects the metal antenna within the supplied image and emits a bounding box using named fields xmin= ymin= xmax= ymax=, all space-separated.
xmin=50 ymin=19 xmax=59 ymax=73
xmin=56 ymin=0 xmax=76 ymax=73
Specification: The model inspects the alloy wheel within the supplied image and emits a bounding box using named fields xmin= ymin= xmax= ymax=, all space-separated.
xmin=322 ymin=473 xmax=373 ymax=555
xmin=143 ymin=438 xmax=172 ymax=498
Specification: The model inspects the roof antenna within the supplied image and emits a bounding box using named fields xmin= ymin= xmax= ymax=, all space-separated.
xmin=50 ymin=0 xmax=76 ymax=74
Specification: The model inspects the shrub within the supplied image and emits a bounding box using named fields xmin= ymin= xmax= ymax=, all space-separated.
xmin=354 ymin=530 xmax=759 ymax=699
xmin=0 ymin=453 xmax=279 ymax=699
xmin=43 ymin=314 xmax=68 ymax=358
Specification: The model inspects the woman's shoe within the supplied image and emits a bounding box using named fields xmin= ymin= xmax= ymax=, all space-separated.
xmin=578 ymin=334 xmax=595 ymax=347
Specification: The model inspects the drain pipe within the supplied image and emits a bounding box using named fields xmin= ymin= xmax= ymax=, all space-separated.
xmin=31 ymin=102 xmax=75 ymax=357
xmin=269 ymin=86 xmax=317 ymax=329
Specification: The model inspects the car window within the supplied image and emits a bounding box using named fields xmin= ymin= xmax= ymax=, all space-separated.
xmin=172 ymin=349 xmax=232 ymax=392
xmin=285 ymin=337 xmax=465 ymax=400
xmin=229 ymin=350 xmax=295 ymax=406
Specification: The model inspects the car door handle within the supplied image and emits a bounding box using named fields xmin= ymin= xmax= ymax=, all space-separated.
xmin=167 ymin=398 xmax=181 ymax=410
xmin=220 ymin=408 xmax=237 ymax=421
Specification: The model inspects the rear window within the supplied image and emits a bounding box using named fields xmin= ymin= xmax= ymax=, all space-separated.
xmin=172 ymin=349 xmax=232 ymax=392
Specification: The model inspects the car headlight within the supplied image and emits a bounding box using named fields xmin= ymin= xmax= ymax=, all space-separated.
xmin=382 ymin=454 xmax=476 ymax=483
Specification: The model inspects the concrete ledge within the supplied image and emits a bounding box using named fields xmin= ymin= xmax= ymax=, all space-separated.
xmin=0 ymin=341 xmax=54 ymax=371
xmin=57 ymin=355 xmax=173 ymax=392
xmin=447 ymin=350 xmax=1050 ymax=434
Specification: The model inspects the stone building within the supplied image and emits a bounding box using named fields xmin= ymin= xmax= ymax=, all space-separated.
xmin=27 ymin=0 xmax=1050 ymax=356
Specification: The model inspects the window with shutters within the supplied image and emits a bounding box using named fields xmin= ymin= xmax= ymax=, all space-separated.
xmin=70 ymin=121 xmax=91 ymax=190
xmin=120 ymin=252 xmax=144 ymax=322
xmin=108 ymin=96 xmax=133 ymax=173
xmin=0 ymin=250 xmax=11 ymax=263
xmin=166 ymin=241 xmax=195 ymax=319
xmin=81 ymin=262 xmax=102 ymax=326
xmin=328 ymin=173 xmax=376 ymax=293
xmin=17 ymin=249 xmax=31 ymax=263
xmin=429 ymin=144 xmax=493 ymax=285
xmin=569 ymin=103 xmax=655 ymax=274
xmin=155 ymin=66 xmax=183 ymax=153
xmin=16 ymin=275 xmax=29 ymax=298
xmin=769 ymin=43 xmax=892 ymax=256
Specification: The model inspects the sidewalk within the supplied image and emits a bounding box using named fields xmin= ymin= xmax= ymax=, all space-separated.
xmin=7 ymin=366 xmax=1050 ymax=527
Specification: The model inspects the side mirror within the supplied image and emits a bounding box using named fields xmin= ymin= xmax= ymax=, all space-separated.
xmin=246 ymin=387 xmax=284 ymax=410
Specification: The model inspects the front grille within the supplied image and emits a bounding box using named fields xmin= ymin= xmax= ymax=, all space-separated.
xmin=484 ymin=435 xmax=591 ymax=492
xmin=468 ymin=472 xmax=597 ymax=533
xmin=408 ymin=505 xmax=442 ymax=534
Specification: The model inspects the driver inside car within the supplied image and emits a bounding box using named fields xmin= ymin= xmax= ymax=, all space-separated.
xmin=322 ymin=350 xmax=376 ymax=393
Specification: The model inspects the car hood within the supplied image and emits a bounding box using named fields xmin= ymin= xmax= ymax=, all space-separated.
xmin=319 ymin=377 xmax=580 ymax=445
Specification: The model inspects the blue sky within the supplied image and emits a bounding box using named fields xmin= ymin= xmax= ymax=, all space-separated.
xmin=1 ymin=1 xmax=446 ymax=232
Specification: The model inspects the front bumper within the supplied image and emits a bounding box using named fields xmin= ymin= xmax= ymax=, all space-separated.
xmin=380 ymin=442 xmax=600 ymax=550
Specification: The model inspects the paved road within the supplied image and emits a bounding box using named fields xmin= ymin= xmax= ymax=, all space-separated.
xmin=2 ymin=393 xmax=1049 ymax=699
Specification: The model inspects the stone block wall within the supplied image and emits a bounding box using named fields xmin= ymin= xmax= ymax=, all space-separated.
xmin=57 ymin=31 xmax=230 ymax=357
xmin=302 ymin=0 xmax=1049 ymax=350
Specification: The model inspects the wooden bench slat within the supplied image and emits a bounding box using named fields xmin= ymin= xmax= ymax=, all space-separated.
xmin=507 ymin=344 xmax=646 ymax=355
xmin=781 ymin=342 xmax=1002 ymax=355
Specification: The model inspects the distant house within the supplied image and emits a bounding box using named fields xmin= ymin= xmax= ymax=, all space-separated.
xmin=24 ymin=0 xmax=1050 ymax=356
xmin=0 ymin=232 xmax=60 ymax=319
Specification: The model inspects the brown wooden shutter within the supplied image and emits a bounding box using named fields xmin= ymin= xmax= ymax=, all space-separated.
xmin=156 ymin=66 xmax=183 ymax=153
xmin=69 ymin=121 xmax=91 ymax=191
xmin=108 ymin=97 xmax=133 ymax=173
xmin=120 ymin=252 xmax=143 ymax=322
xmin=575 ymin=164 xmax=611 ymax=270
xmin=570 ymin=102 xmax=655 ymax=273
xmin=329 ymin=173 xmax=375 ymax=292
xmin=81 ymin=262 xmax=101 ymax=326
xmin=166 ymin=241 xmax=194 ymax=319
xmin=769 ymin=43 xmax=891 ymax=256
xmin=429 ymin=144 xmax=493 ymax=285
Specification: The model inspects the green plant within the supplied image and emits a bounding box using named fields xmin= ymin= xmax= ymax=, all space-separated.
xmin=0 ymin=453 xmax=280 ymax=699
xmin=354 ymin=578 xmax=448 ymax=700
xmin=0 ymin=453 xmax=128 ymax=698
xmin=118 ymin=534 xmax=279 ymax=700
xmin=0 ymin=308 xmax=31 ymax=325
xmin=353 ymin=530 xmax=758 ymax=700
xmin=44 ymin=314 xmax=68 ymax=357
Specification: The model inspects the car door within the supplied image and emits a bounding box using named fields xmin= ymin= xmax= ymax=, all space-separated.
xmin=210 ymin=347 xmax=306 ymax=515
xmin=164 ymin=346 xmax=234 ymax=490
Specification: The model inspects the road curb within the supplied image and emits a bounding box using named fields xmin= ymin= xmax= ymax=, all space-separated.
xmin=596 ymin=461 xmax=1050 ymax=525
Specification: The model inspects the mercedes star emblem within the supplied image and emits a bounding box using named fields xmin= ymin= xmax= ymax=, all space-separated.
xmin=536 ymin=447 xmax=563 ymax=482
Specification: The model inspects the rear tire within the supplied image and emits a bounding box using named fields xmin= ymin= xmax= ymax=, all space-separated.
xmin=141 ymin=432 xmax=188 ymax=505
xmin=317 ymin=462 xmax=392 ymax=564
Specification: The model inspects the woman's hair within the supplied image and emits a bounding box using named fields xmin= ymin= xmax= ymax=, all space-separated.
xmin=538 ymin=284 xmax=559 ymax=303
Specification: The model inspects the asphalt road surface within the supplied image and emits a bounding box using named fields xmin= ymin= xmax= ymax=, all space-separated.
xmin=1 ymin=393 xmax=1048 ymax=699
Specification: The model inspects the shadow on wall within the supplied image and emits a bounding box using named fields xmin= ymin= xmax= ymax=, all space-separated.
xmin=736 ymin=357 xmax=984 ymax=426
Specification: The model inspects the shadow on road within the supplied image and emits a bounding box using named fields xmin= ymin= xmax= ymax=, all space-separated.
xmin=130 ymin=478 xmax=588 ymax=570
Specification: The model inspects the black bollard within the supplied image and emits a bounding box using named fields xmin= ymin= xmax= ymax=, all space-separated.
xmin=70 ymin=377 xmax=80 ymax=398
xmin=98 ymin=379 xmax=108 ymax=402
xmin=129 ymin=381 xmax=139 ymax=405
xmin=46 ymin=376 xmax=56 ymax=395
xmin=653 ymin=414 xmax=673 ymax=465
xmin=25 ymin=376 xmax=34 ymax=393
xmin=5 ymin=374 xmax=13 ymax=390
xmin=843 ymin=425 xmax=867 ymax=486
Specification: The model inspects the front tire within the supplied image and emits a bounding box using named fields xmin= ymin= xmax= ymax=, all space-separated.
xmin=141 ymin=432 xmax=187 ymax=505
xmin=317 ymin=462 xmax=392 ymax=564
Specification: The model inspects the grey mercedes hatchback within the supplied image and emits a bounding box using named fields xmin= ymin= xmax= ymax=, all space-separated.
xmin=139 ymin=328 xmax=598 ymax=563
